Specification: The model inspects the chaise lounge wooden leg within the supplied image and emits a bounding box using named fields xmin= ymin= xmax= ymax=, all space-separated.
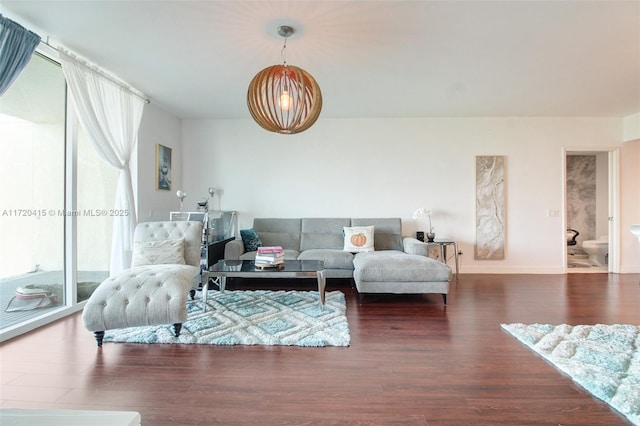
xmin=94 ymin=331 xmax=105 ymax=347
xmin=173 ymin=323 xmax=182 ymax=337
xmin=442 ymin=294 xmax=447 ymax=305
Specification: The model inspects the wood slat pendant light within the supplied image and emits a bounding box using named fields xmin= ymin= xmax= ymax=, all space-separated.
xmin=247 ymin=26 xmax=322 ymax=134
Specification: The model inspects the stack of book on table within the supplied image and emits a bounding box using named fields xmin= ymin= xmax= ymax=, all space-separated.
xmin=254 ymin=246 xmax=285 ymax=269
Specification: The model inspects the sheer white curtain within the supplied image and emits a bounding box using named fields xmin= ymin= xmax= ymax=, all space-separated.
xmin=59 ymin=48 xmax=145 ymax=275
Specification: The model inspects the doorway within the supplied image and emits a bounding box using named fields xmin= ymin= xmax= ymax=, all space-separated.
xmin=563 ymin=148 xmax=619 ymax=273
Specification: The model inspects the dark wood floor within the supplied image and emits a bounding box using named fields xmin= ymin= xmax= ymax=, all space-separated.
xmin=1 ymin=273 xmax=638 ymax=425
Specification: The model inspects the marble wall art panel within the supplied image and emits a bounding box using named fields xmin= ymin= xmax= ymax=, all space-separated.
xmin=566 ymin=155 xmax=596 ymax=243
xmin=475 ymin=156 xmax=505 ymax=260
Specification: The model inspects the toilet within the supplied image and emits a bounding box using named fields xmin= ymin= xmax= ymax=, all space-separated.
xmin=582 ymin=236 xmax=608 ymax=266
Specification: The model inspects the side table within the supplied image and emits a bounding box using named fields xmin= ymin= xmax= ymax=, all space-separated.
xmin=425 ymin=240 xmax=459 ymax=281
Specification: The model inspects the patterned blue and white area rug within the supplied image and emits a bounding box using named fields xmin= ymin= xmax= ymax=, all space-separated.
xmin=502 ymin=323 xmax=640 ymax=425
xmin=104 ymin=290 xmax=350 ymax=347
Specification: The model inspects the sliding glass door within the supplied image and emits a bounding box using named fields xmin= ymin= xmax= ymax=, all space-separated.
xmin=0 ymin=46 xmax=118 ymax=340
xmin=0 ymin=51 xmax=66 ymax=331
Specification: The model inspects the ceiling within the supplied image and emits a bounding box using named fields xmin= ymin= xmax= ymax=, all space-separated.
xmin=2 ymin=0 xmax=639 ymax=120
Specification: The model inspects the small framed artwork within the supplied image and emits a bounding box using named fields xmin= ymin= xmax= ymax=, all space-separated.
xmin=156 ymin=144 xmax=172 ymax=190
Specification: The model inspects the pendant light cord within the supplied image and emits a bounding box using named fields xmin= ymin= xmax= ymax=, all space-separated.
xmin=281 ymin=36 xmax=288 ymax=65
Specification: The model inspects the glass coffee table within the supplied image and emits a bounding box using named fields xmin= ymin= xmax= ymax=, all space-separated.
xmin=201 ymin=260 xmax=326 ymax=311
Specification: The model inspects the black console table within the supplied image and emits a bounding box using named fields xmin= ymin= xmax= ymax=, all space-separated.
xmin=207 ymin=237 xmax=235 ymax=267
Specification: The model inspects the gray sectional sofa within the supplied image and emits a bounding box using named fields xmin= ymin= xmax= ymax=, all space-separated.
xmin=224 ymin=218 xmax=452 ymax=303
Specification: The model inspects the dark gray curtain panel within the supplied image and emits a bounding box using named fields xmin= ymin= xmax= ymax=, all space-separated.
xmin=0 ymin=14 xmax=41 ymax=97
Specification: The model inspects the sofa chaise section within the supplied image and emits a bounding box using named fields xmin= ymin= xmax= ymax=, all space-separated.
xmin=353 ymin=251 xmax=451 ymax=304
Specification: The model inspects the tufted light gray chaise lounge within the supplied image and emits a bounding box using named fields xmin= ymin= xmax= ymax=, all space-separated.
xmin=82 ymin=221 xmax=203 ymax=346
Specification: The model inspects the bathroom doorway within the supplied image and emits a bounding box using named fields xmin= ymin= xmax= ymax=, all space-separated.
xmin=563 ymin=148 xmax=619 ymax=273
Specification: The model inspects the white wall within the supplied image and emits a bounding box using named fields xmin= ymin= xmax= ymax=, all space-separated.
xmin=623 ymin=113 xmax=640 ymax=141
xmin=181 ymin=116 xmax=634 ymax=274
xmin=137 ymin=103 xmax=184 ymax=221
xmin=620 ymin=139 xmax=640 ymax=273
xmin=621 ymin=116 xmax=640 ymax=273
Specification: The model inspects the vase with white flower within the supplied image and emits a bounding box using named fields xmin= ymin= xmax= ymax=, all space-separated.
xmin=412 ymin=208 xmax=435 ymax=242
